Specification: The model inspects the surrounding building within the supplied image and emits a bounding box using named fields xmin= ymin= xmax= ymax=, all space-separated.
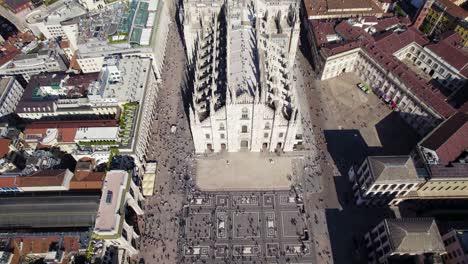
xmin=348 ymin=155 xmax=426 ymax=205
xmin=23 ymin=119 xmax=120 ymax=154
xmin=15 ymin=72 xmax=119 ymax=120
xmin=0 ymin=169 xmax=74 ymax=193
xmin=0 ymin=77 xmax=23 ymax=119
xmin=93 ymin=170 xmax=144 ymax=257
xmin=442 ymin=229 xmax=468 ymax=264
xmin=0 ymin=31 xmax=37 ymax=75
xmin=0 ymin=44 xmax=69 ymax=81
xmin=349 ymin=109 xmax=467 ymax=206
xmin=25 ymin=0 xmax=87 ymax=41
xmin=364 ymin=218 xmax=445 ymax=263
xmin=308 ymin=19 xmax=466 ymax=135
xmin=70 ymin=158 xmax=106 ymax=191
xmin=415 ymin=0 xmax=468 ymax=46
xmin=71 ymin=0 xmax=170 ymax=79
xmin=0 ymin=189 xmax=100 ymax=229
xmin=0 ymin=233 xmax=89 ymax=264
xmin=3 ymin=0 xmax=32 ymax=13
xmin=88 ymin=56 xmax=152 ymax=103
xmin=302 ymin=0 xmax=391 ymax=20
xmin=409 ymin=112 xmax=468 ymax=200
xmin=183 ymin=0 xmax=303 ymax=153
xmin=78 ymin=0 xmax=106 ymax=10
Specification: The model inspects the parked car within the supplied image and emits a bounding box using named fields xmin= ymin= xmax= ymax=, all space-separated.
xmin=356 ymin=83 xmax=370 ymax=94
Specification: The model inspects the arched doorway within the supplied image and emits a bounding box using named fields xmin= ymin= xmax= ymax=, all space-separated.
xmin=240 ymin=140 xmax=248 ymax=149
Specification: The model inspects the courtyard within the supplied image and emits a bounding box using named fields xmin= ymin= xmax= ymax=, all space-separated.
xmin=180 ymin=192 xmax=314 ymax=264
xmin=317 ymin=72 xmax=419 ymax=157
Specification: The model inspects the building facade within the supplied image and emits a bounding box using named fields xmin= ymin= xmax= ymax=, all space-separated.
xmin=93 ymin=170 xmax=144 ymax=257
xmin=348 ymin=156 xmax=425 ymax=206
xmin=364 ymin=218 xmax=445 ymax=263
xmin=182 ymin=0 xmax=303 ymax=153
xmin=442 ymin=229 xmax=468 ymax=264
xmin=0 ymin=49 xmax=68 ymax=82
xmin=0 ymin=77 xmax=23 ymax=119
xmin=316 ymin=28 xmax=463 ymax=136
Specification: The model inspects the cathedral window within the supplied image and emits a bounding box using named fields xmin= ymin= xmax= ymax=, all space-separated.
xmin=241 ymin=108 xmax=249 ymax=119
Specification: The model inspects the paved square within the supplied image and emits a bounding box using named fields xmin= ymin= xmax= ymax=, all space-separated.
xmin=196 ymin=153 xmax=296 ymax=191
xmin=186 ymin=213 xmax=212 ymax=239
xmin=263 ymin=194 xmax=275 ymax=207
xmin=282 ymin=211 xmax=307 ymax=238
xmin=180 ymin=192 xmax=315 ymax=264
xmin=233 ymin=211 xmax=260 ymax=238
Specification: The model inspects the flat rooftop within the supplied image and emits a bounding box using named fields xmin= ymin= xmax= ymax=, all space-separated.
xmin=26 ymin=0 xmax=86 ymax=24
xmin=196 ymin=153 xmax=296 ymax=191
xmin=0 ymin=195 xmax=100 ymax=230
xmin=74 ymin=127 xmax=120 ymax=141
xmin=94 ymin=170 xmax=128 ymax=234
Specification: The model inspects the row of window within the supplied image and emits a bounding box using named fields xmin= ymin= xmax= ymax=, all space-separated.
xmin=421 ymin=185 xmax=467 ymax=192
xmin=205 ymin=131 xmax=285 ymax=139
xmin=218 ymin=122 xmax=272 ymax=131
xmin=443 ymin=248 xmax=465 ymax=262
xmin=370 ymin=183 xmax=414 ymax=192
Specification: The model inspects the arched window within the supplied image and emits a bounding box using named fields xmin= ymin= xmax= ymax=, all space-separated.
xmin=264 ymin=122 xmax=271 ymax=129
xmin=241 ymin=108 xmax=248 ymax=119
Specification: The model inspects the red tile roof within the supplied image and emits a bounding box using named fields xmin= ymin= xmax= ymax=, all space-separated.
xmin=436 ymin=0 xmax=468 ymax=19
xmin=335 ymin=21 xmax=371 ymax=41
xmin=425 ymin=33 xmax=468 ymax=76
xmin=430 ymin=163 xmax=468 ymax=178
xmin=24 ymin=119 xmax=119 ymax=144
xmin=373 ymin=16 xmax=412 ymax=32
xmin=16 ymin=169 xmax=68 ymax=187
xmin=70 ymin=171 xmax=105 ymax=190
xmin=0 ymin=176 xmax=17 ymax=188
xmin=3 ymin=0 xmax=30 ymax=10
xmin=8 ymin=235 xmax=81 ymax=264
xmin=322 ymin=27 xmax=456 ymax=118
xmin=26 ymin=119 xmax=118 ymax=129
xmin=420 ymin=112 xmax=468 ymax=165
xmin=375 ymin=27 xmax=430 ymax=53
xmin=24 ymin=127 xmax=78 ymax=144
xmin=310 ymin=20 xmax=337 ymax=46
xmin=0 ymin=138 xmax=12 ymax=157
